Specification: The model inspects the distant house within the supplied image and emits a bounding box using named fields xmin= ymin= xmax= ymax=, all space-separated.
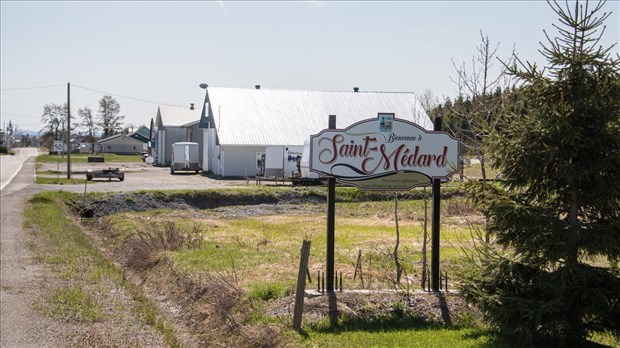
xmin=152 ymin=103 xmax=202 ymax=166
xmin=98 ymin=134 xmax=146 ymax=155
xmin=129 ymin=125 xmax=150 ymax=144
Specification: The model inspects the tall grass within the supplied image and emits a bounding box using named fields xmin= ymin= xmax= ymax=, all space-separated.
xmin=24 ymin=191 xmax=182 ymax=346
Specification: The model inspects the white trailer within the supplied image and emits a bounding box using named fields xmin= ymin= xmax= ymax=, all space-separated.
xmin=170 ymin=142 xmax=200 ymax=174
xmin=291 ymin=139 xmax=322 ymax=186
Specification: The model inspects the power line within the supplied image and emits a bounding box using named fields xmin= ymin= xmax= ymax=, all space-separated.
xmin=1 ymin=84 xmax=65 ymax=91
xmin=72 ymin=84 xmax=189 ymax=108
xmin=0 ymin=101 xmax=48 ymax=104
xmin=1 ymin=112 xmax=41 ymax=119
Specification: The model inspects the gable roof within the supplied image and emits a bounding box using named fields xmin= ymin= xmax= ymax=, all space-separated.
xmin=156 ymin=104 xmax=202 ymax=128
xmin=98 ymin=134 xmax=145 ymax=145
xmin=128 ymin=131 xmax=149 ymax=143
xmin=205 ymin=87 xmax=433 ymax=146
xmin=134 ymin=125 xmax=150 ymax=137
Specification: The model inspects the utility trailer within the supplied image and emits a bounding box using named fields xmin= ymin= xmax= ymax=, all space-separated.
xmin=85 ymin=167 xmax=125 ymax=181
xmin=170 ymin=142 xmax=200 ymax=174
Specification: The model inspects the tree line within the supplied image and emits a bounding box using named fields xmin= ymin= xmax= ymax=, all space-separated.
xmin=39 ymin=95 xmax=126 ymax=148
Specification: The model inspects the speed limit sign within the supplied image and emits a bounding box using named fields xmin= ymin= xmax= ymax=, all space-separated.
xmin=53 ymin=141 xmax=63 ymax=153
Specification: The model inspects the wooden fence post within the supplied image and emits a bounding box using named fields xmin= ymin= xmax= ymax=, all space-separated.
xmin=293 ymin=240 xmax=311 ymax=330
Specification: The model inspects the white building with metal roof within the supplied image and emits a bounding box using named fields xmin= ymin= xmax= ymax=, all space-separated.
xmin=98 ymin=134 xmax=146 ymax=155
xmin=198 ymin=86 xmax=433 ymax=177
xmin=153 ymin=104 xmax=203 ymax=166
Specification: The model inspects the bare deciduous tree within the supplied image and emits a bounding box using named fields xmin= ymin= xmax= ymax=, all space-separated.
xmin=98 ymin=95 xmax=125 ymax=138
xmin=448 ymin=30 xmax=516 ymax=184
xmin=78 ymin=106 xmax=97 ymax=153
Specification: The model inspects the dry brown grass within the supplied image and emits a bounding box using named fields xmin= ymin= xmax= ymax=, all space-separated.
xmin=442 ymin=199 xmax=480 ymax=218
xmin=138 ymin=262 xmax=285 ymax=348
xmin=121 ymin=221 xmax=203 ymax=270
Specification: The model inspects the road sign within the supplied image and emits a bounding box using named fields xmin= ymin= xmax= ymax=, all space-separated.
xmin=53 ymin=141 xmax=63 ymax=153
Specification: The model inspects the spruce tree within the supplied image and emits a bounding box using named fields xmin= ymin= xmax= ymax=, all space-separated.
xmin=459 ymin=0 xmax=620 ymax=345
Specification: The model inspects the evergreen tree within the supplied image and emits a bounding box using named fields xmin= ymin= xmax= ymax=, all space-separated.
xmin=459 ymin=0 xmax=620 ymax=345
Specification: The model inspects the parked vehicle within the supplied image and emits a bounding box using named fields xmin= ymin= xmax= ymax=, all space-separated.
xmin=85 ymin=167 xmax=125 ymax=181
xmin=291 ymin=139 xmax=323 ymax=186
xmin=170 ymin=142 xmax=200 ymax=174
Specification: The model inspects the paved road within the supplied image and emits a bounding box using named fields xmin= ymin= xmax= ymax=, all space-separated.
xmin=0 ymin=148 xmax=40 ymax=191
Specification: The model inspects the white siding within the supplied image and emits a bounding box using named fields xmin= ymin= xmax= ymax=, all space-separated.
xmin=220 ymin=145 xmax=267 ymax=177
xmin=161 ymin=127 xmax=190 ymax=165
xmin=99 ymin=135 xmax=145 ymax=155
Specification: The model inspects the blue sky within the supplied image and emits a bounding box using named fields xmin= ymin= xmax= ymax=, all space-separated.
xmin=1 ymin=1 xmax=618 ymax=133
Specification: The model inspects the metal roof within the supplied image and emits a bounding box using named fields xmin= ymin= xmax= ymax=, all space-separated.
xmin=206 ymin=87 xmax=433 ymax=146
xmin=98 ymin=133 xmax=145 ymax=145
xmin=157 ymin=105 xmax=202 ymax=127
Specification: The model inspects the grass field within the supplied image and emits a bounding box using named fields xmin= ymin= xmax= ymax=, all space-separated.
xmin=93 ymin=186 xmax=503 ymax=346
xmin=106 ymin=191 xmax=480 ymax=290
xmin=25 ymin=186 xmax=620 ymax=347
xmin=36 ymin=153 xmax=142 ymax=163
xmin=24 ymin=191 xmax=181 ymax=346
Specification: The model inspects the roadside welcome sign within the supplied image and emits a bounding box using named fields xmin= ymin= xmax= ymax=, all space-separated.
xmin=310 ymin=113 xmax=459 ymax=190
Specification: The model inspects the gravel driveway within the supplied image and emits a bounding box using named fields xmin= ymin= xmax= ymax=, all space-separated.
xmin=37 ymin=161 xmax=254 ymax=193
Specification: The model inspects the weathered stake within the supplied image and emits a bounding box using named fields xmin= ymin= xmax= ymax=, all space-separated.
xmin=317 ymin=270 xmax=320 ymax=292
xmin=293 ymin=240 xmax=312 ymax=330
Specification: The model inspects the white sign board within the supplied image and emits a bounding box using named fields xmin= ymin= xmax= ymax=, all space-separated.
xmin=284 ymin=146 xmax=303 ymax=177
xmin=53 ymin=141 xmax=64 ymax=154
xmin=310 ymin=114 xmax=459 ymax=190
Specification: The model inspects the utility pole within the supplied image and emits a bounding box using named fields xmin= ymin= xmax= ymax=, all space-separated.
xmin=67 ymin=82 xmax=71 ymax=179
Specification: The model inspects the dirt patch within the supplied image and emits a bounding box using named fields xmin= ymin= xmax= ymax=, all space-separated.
xmin=78 ymin=188 xmax=467 ymax=219
xmin=266 ymin=290 xmax=477 ymax=327
xmin=78 ymin=190 xmax=327 ymax=218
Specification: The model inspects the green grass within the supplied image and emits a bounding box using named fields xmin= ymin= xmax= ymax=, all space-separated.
xmin=37 ymin=153 xmax=141 ymax=163
xmin=296 ymin=312 xmax=507 ymax=348
xmin=301 ymin=326 xmax=501 ymax=348
xmin=24 ymin=191 xmax=182 ymax=345
xmin=99 ymin=188 xmax=488 ymax=347
xmin=24 ymin=192 xmax=120 ymax=282
xmin=462 ymin=162 xmax=502 ymax=180
xmin=41 ymin=286 xmax=102 ymax=323
xmin=35 ymin=176 xmax=88 ymax=185
xmin=52 ymin=187 xmax=620 ymax=347
xmin=106 ymin=192 xmax=478 ymax=292
xmin=248 ymin=281 xmax=293 ymax=302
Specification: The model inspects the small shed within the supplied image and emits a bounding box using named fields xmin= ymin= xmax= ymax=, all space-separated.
xmin=98 ymin=134 xmax=146 ymax=155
